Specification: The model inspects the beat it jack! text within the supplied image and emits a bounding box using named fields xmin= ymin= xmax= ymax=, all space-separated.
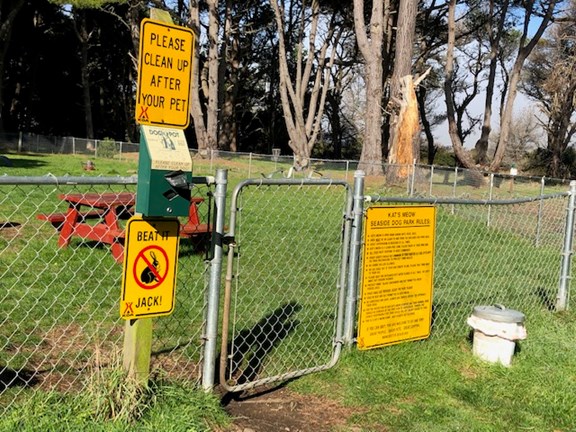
xmin=137 ymin=230 xmax=171 ymax=242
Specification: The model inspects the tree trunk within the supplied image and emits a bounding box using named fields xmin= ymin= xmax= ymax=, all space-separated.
xmin=547 ymin=86 xmax=576 ymax=178
xmin=474 ymin=0 xmax=509 ymax=165
xmin=387 ymin=0 xmax=419 ymax=181
xmin=416 ymin=85 xmax=436 ymax=165
xmin=550 ymin=144 xmax=561 ymax=178
xmin=354 ymin=0 xmax=385 ymax=176
xmin=270 ymin=0 xmax=339 ymax=170
xmin=358 ymin=60 xmax=385 ymax=175
xmin=490 ymin=59 xmax=522 ymax=170
xmin=0 ymin=0 xmax=25 ymax=133
xmin=206 ymin=0 xmax=219 ymax=151
xmin=444 ymin=0 xmax=476 ymax=170
xmin=218 ymin=0 xmax=238 ymax=152
xmin=388 ymin=75 xmax=420 ymax=179
xmin=74 ymin=11 xmax=94 ymax=140
xmin=190 ymin=0 xmax=219 ymax=154
xmin=327 ymin=84 xmax=343 ymax=159
xmin=490 ymin=0 xmax=557 ymax=171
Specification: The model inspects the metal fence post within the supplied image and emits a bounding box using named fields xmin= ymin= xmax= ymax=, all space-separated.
xmin=535 ymin=177 xmax=545 ymax=247
xmin=409 ymin=159 xmax=416 ymax=197
xmin=451 ymin=167 xmax=458 ymax=214
xmin=344 ymin=170 xmax=365 ymax=345
xmin=335 ymin=179 xmax=355 ymax=349
xmin=488 ymin=173 xmax=494 ymax=227
xmin=556 ymin=180 xmax=576 ymax=311
xmin=429 ymin=165 xmax=434 ymax=197
xmin=201 ymin=169 xmax=228 ymax=390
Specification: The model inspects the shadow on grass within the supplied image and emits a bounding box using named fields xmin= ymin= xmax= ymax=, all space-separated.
xmin=0 ymin=222 xmax=21 ymax=229
xmin=0 ymin=366 xmax=39 ymax=391
xmin=219 ymin=302 xmax=302 ymax=402
xmin=535 ymin=286 xmax=556 ymax=312
xmin=0 ymin=155 xmax=49 ymax=169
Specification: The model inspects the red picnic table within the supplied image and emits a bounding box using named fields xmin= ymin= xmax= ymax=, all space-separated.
xmin=37 ymin=192 xmax=211 ymax=263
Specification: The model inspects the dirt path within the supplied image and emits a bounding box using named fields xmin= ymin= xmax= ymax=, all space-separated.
xmin=220 ymin=386 xmax=382 ymax=432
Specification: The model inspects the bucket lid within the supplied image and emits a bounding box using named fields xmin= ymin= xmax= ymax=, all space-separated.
xmin=472 ymin=305 xmax=525 ymax=323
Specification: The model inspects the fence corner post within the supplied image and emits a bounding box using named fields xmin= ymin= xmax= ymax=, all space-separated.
xmin=556 ymin=180 xmax=576 ymax=311
xmin=344 ymin=170 xmax=365 ymax=345
xmin=201 ymin=169 xmax=228 ymax=391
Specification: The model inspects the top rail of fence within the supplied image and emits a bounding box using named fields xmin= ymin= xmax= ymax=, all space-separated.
xmin=0 ymin=175 xmax=139 ymax=185
xmin=366 ymin=191 xmax=571 ymax=206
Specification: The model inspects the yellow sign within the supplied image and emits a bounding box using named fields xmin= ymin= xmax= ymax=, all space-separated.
xmin=358 ymin=206 xmax=436 ymax=350
xmin=120 ymin=216 xmax=180 ymax=319
xmin=135 ymin=18 xmax=195 ymax=129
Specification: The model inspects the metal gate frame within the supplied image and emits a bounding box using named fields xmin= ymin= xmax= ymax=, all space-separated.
xmin=217 ymin=177 xmax=354 ymax=393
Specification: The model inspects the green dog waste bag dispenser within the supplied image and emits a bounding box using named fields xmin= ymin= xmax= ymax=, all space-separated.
xmin=136 ymin=125 xmax=192 ymax=217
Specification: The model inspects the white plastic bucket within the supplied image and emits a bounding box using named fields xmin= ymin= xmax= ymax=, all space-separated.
xmin=472 ymin=330 xmax=516 ymax=366
xmin=467 ymin=305 xmax=526 ymax=367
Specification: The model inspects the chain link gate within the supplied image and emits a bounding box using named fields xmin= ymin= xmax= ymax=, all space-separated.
xmin=218 ymin=178 xmax=353 ymax=392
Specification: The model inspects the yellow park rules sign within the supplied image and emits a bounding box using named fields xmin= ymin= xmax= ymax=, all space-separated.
xmin=120 ymin=216 xmax=180 ymax=319
xmin=135 ymin=18 xmax=195 ymax=129
xmin=358 ymin=206 xmax=436 ymax=350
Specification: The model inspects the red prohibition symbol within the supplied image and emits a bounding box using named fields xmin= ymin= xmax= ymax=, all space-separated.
xmin=133 ymin=245 xmax=169 ymax=290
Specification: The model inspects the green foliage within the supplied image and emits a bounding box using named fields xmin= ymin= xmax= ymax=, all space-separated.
xmin=0 ymin=152 xmax=138 ymax=176
xmin=422 ymin=145 xmax=457 ymax=167
xmin=48 ymin=0 xmax=123 ymax=7
xmin=2 ymin=153 xmax=575 ymax=431
xmin=87 ymin=352 xmax=154 ymax=423
xmin=524 ymin=147 xmax=576 ymax=178
xmin=1 ymin=346 xmax=229 ymax=431
xmin=97 ymin=138 xmax=119 ymax=159
xmin=292 ymin=307 xmax=576 ymax=431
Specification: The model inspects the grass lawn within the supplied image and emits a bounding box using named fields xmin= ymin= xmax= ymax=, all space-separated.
xmin=1 ymin=152 xmax=575 ymax=431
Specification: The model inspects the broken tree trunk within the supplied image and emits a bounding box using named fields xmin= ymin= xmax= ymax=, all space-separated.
xmin=387 ymin=72 xmax=427 ymax=183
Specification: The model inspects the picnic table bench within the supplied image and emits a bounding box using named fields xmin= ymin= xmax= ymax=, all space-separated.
xmin=37 ymin=209 xmax=106 ymax=229
xmin=37 ymin=192 xmax=213 ymax=263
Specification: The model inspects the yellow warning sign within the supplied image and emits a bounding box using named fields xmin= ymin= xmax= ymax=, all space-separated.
xmin=135 ymin=18 xmax=195 ymax=129
xmin=120 ymin=216 xmax=180 ymax=319
xmin=358 ymin=206 xmax=436 ymax=350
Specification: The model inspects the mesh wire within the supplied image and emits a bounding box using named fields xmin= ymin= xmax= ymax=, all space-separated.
xmin=221 ymin=183 xmax=349 ymax=390
xmin=365 ymin=196 xmax=568 ymax=338
xmin=0 ymin=167 xmax=574 ymax=410
xmin=0 ymin=181 xmax=211 ymax=414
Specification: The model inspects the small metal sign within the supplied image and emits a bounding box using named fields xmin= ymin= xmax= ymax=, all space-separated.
xmin=120 ymin=216 xmax=180 ymax=319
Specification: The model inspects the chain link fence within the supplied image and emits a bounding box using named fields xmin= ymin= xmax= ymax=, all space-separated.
xmin=2 ymin=132 xmax=572 ymax=197
xmin=386 ymin=163 xmax=573 ymax=200
xmin=1 ymin=164 xmax=575 ymax=415
xmin=0 ymin=177 xmax=214 ymax=415
xmin=0 ymin=132 xmax=140 ymax=160
xmin=363 ymin=191 xmax=570 ymax=338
